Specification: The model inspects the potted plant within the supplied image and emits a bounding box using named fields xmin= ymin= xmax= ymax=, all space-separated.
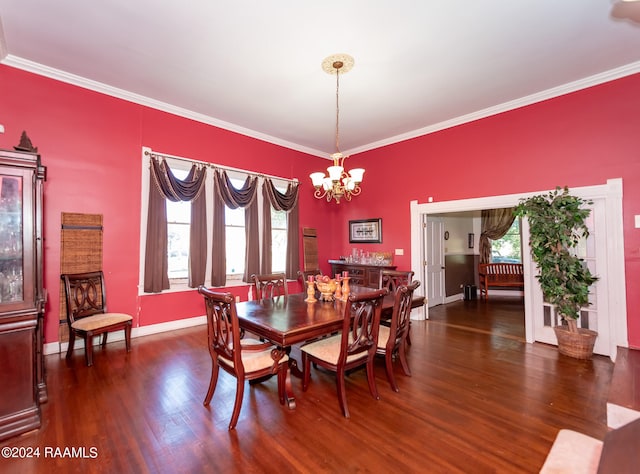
xmin=515 ymin=186 xmax=599 ymax=359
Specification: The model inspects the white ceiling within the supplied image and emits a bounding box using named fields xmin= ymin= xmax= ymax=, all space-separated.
xmin=1 ymin=1 xmax=640 ymax=158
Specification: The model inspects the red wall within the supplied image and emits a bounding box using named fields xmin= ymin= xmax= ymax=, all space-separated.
xmin=337 ymin=73 xmax=640 ymax=347
xmin=0 ymin=65 xmax=337 ymax=343
xmin=1 ymin=64 xmax=639 ymax=347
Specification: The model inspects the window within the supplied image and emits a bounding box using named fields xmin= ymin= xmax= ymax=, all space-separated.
xmin=271 ymin=208 xmax=287 ymax=272
xmin=166 ymin=169 xmax=190 ymax=280
xmin=491 ymin=218 xmax=522 ymax=263
xmin=225 ymin=206 xmax=245 ymax=276
xmin=140 ymin=148 xmax=294 ymax=291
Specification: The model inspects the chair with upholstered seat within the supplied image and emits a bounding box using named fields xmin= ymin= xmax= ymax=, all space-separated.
xmin=198 ymin=286 xmax=288 ymax=430
xmin=376 ymin=280 xmax=420 ymax=392
xmin=300 ymin=288 xmax=388 ymax=418
xmin=61 ymin=271 xmax=133 ymax=367
xmin=251 ymin=272 xmax=288 ymax=299
xmin=379 ymin=270 xmax=415 ymax=345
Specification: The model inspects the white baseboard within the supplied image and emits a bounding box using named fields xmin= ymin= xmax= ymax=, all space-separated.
xmin=44 ymin=314 xmax=207 ymax=356
xmin=445 ymin=293 xmax=465 ymax=304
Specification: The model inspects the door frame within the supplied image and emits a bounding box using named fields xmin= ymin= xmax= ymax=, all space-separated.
xmin=409 ymin=179 xmax=627 ymax=360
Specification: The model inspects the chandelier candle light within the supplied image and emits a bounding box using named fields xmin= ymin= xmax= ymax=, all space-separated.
xmin=310 ymin=54 xmax=364 ymax=203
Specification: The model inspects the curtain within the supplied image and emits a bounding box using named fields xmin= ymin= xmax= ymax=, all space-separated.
xmin=261 ymin=183 xmax=272 ymax=275
xmin=210 ymin=178 xmax=227 ymax=287
xmin=244 ymin=199 xmax=260 ymax=281
xmin=144 ymin=158 xmax=206 ymax=292
xmin=189 ymin=191 xmax=207 ymax=287
xmin=213 ymin=170 xmax=259 ymax=283
xmin=263 ymin=179 xmax=300 ymax=280
xmin=144 ymin=181 xmax=169 ymax=293
xmin=479 ymin=208 xmax=516 ymax=264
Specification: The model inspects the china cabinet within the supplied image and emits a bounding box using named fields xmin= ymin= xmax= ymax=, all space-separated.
xmin=0 ymin=144 xmax=46 ymax=441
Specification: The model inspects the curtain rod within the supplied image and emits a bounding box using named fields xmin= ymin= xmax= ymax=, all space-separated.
xmin=144 ymin=149 xmax=299 ymax=184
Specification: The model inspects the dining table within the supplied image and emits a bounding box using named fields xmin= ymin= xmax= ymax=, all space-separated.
xmin=234 ymin=287 xmax=425 ymax=408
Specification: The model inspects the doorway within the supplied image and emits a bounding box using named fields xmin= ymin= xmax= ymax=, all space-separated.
xmin=410 ymin=179 xmax=627 ymax=360
xmin=425 ymin=209 xmax=525 ymax=340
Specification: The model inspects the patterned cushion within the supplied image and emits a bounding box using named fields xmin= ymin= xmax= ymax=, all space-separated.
xmin=219 ymin=338 xmax=289 ymax=373
xmin=71 ymin=312 xmax=132 ymax=332
xmin=377 ymin=325 xmax=390 ymax=349
xmin=301 ymin=333 xmax=368 ymax=365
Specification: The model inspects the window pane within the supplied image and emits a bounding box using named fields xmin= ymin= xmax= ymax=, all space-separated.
xmin=491 ymin=218 xmax=522 ymax=263
xmin=271 ymin=209 xmax=287 ymax=228
xmin=226 ymin=226 xmax=245 ymax=275
xmin=168 ymin=222 xmax=189 ymax=279
xmin=225 ymin=206 xmax=244 ymax=226
xmin=166 ymin=167 xmax=191 ymax=280
xmin=271 ymin=209 xmax=287 ymax=272
xmin=272 ymin=229 xmax=286 ymax=272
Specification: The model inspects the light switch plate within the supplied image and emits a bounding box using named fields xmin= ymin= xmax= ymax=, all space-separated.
xmin=395 ymin=248 xmax=404 ymax=256
xmin=635 ymin=215 xmax=640 ymax=229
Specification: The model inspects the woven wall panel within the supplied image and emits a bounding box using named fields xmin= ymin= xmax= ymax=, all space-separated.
xmin=59 ymin=212 xmax=103 ymax=343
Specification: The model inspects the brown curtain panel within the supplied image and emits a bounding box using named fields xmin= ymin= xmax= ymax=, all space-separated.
xmin=144 ymin=180 xmax=170 ymax=293
xmin=213 ymin=170 xmax=259 ymax=283
xmin=144 ymin=157 xmax=206 ymax=292
xmin=189 ymin=191 xmax=207 ymax=287
xmin=285 ymin=201 xmax=300 ymax=280
xmin=263 ymin=179 xmax=300 ymax=280
xmin=261 ymin=183 xmax=272 ymax=275
xmin=479 ymin=208 xmax=516 ymax=264
xmin=210 ymin=178 xmax=227 ymax=287
xmin=244 ymin=199 xmax=260 ymax=282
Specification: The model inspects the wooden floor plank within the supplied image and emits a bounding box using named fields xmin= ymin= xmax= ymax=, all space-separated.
xmin=1 ymin=296 xmax=613 ymax=473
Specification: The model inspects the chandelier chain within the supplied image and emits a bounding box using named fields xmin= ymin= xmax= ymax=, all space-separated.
xmin=335 ymin=66 xmax=341 ymax=154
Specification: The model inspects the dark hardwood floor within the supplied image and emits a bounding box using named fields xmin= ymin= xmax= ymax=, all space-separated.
xmin=428 ymin=295 xmax=526 ymax=341
xmin=2 ymin=297 xmax=613 ymax=473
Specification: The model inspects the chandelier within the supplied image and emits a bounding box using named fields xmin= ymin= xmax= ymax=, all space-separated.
xmin=310 ymin=54 xmax=364 ymax=203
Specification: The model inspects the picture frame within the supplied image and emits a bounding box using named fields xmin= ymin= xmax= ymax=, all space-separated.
xmin=349 ymin=218 xmax=382 ymax=243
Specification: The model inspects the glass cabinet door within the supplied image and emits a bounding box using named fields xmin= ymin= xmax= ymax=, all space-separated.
xmin=0 ymin=168 xmax=35 ymax=310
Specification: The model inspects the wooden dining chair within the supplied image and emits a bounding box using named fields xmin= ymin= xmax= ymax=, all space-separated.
xmin=379 ymin=269 xmax=414 ymax=292
xmin=300 ymin=288 xmax=388 ymax=418
xmin=376 ymin=280 xmax=420 ymax=392
xmin=61 ymin=271 xmax=133 ymax=367
xmin=379 ymin=269 xmax=415 ymax=345
xmin=251 ymin=273 xmax=288 ymax=299
xmin=197 ymin=286 xmax=288 ymax=430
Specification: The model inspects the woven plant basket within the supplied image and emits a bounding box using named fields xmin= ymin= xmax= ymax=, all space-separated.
xmin=553 ymin=326 xmax=598 ymax=360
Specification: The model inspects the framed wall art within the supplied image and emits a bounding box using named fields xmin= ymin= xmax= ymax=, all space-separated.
xmin=349 ymin=218 xmax=382 ymax=244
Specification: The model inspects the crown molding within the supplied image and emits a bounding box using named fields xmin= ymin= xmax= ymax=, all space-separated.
xmin=2 ymin=54 xmax=639 ymax=159
xmin=0 ymin=55 xmax=328 ymax=158
xmin=344 ymin=61 xmax=640 ymax=156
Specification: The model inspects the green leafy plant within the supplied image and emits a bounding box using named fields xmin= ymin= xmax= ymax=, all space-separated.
xmin=514 ymin=186 xmax=598 ymax=333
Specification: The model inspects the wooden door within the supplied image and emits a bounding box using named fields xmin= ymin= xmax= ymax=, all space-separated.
xmin=425 ymin=216 xmax=445 ymax=307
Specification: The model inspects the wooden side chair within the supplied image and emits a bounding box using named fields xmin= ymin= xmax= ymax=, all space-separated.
xmin=297 ymin=269 xmax=323 ymax=295
xmin=251 ymin=272 xmax=288 ymax=299
xmin=379 ymin=269 xmax=415 ymax=345
xmin=300 ymin=288 xmax=388 ymax=418
xmin=198 ymin=286 xmax=288 ymax=430
xmin=376 ymin=280 xmax=421 ymax=392
xmin=379 ymin=269 xmax=414 ymax=292
xmin=61 ymin=271 xmax=133 ymax=367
